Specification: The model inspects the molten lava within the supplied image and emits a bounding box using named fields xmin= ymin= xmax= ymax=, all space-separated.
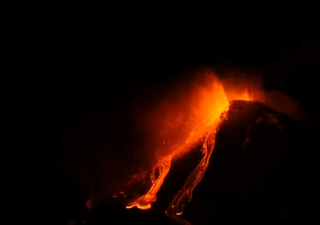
xmin=118 ymin=71 xmax=266 ymax=224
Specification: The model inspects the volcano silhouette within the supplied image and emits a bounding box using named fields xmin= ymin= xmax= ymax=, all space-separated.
xmin=88 ymin=100 xmax=301 ymax=224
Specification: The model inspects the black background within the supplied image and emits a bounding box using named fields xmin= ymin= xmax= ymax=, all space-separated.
xmin=16 ymin=37 xmax=319 ymax=223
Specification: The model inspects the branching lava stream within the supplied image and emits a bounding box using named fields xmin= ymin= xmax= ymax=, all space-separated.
xmin=165 ymin=114 xmax=228 ymax=225
xmin=118 ymin=72 xmax=263 ymax=224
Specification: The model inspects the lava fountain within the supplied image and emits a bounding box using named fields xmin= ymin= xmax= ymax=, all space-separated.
xmin=117 ymin=70 xmax=265 ymax=224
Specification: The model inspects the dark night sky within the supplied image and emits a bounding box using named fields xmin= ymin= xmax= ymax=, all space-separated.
xmin=17 ymin=39 xmax=319 ymax=222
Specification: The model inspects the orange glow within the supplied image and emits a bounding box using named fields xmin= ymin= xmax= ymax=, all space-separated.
xmin=117 ymin=69 xmax=269 ymax=224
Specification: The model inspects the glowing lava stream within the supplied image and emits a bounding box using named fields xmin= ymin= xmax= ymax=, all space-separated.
xmin=165 ymin=113 xmax=227 ymax=225
xmin=126 ymin=108 xmax=229 ymax=225
xmin=126 ymin=152 xmax=174 ymax=210
xmin=122 ymin=73 xmax=259 ymax=224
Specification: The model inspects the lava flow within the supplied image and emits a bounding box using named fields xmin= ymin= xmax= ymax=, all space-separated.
xmin=118 ymin=71 xmax=264 ymax=224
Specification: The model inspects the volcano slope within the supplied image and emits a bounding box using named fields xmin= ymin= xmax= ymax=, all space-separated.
xmin=179 ymin=100 xmax=298 ymax=224
xmin=88 ymin=100 xmax=305 ymax=224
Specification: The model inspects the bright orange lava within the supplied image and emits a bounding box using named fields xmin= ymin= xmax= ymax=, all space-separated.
xmin=119 ymin=71 xmax=264 ymax=224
